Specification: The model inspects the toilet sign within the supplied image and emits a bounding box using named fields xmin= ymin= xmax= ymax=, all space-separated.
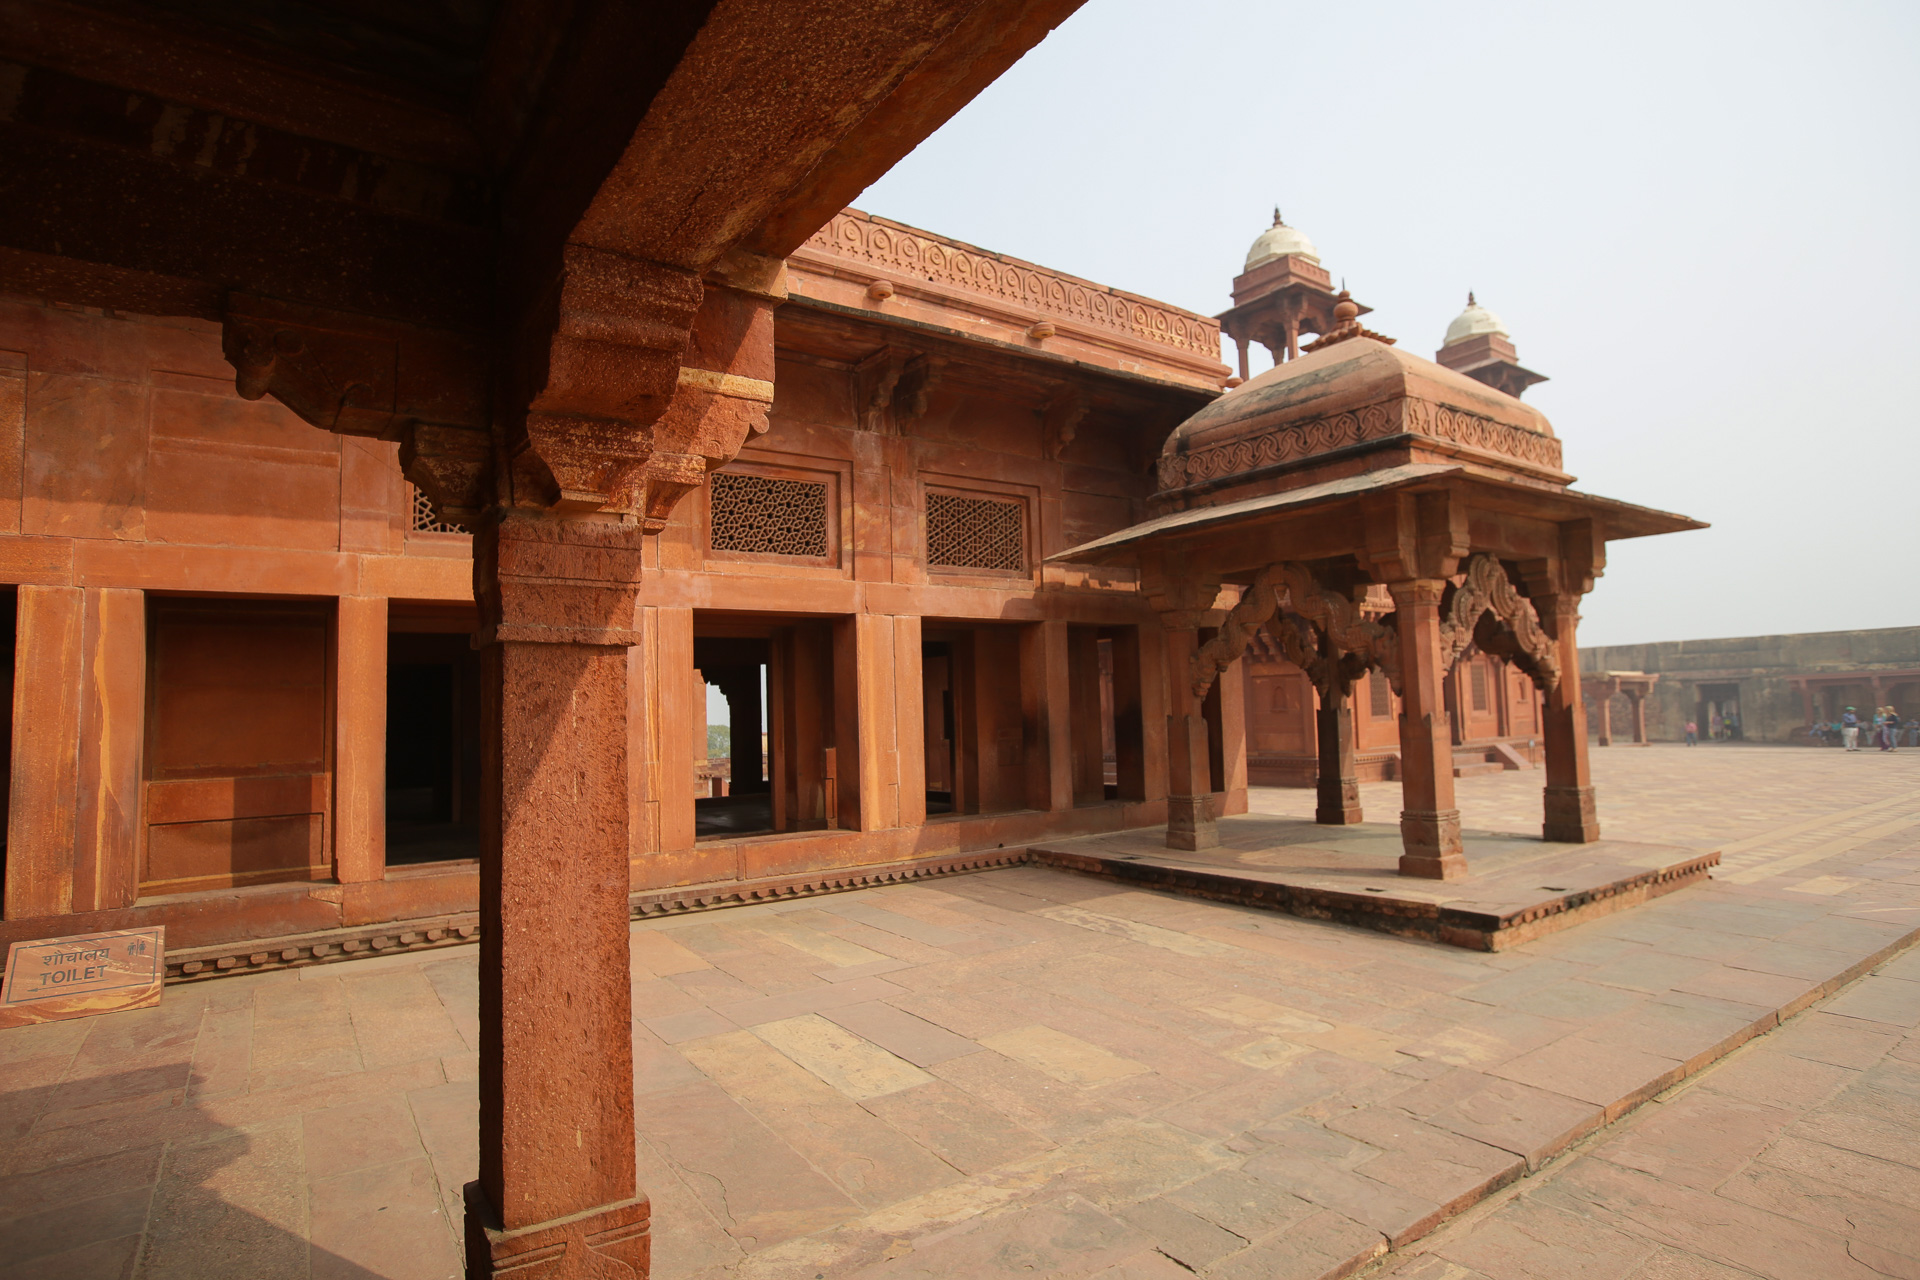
xmin=0 ymin=927 xmax=165 ymax=1028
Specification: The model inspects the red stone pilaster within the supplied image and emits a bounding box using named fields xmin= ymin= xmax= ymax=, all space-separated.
xmin=466 ymin=509 xmax=650 ymax=1278
xmin=334 ymin=595 xmax=388 ymax=885
xmin=1388 ymin=580 xmax=1465 ymax=879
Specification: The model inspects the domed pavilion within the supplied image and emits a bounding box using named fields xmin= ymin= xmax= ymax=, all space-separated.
xmin=1055 ymin=229 xmax=1703 ymax=880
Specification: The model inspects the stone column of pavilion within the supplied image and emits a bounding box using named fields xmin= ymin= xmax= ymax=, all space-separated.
xmin=1050 ymin=230 xmax=1703 ymax=876
xmin=1142 ymin=553 xmax=1226 ymax=851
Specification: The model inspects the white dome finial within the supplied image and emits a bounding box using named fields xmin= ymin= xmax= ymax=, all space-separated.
xmin=1245 ymin=208 xmax=1320 ymax=270
xmin=1444 ymin=293 xmax=1509 ymax=347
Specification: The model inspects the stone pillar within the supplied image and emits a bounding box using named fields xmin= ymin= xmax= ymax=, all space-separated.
xmin=1314 ymin=679 xmax=1363 ymax=825
xmin=1162 ymin=622 xmax=1217 ymax=851
xmin=72 ymin=588 xmax=144 ymax=913
xmin=1594 ymin=678 xmax=1615 ymax=747
xmin=1388 ymin=580 xmax=1465 ymax=879
xmin=1021 ymin=620 xmax=1074 ymax=813
xmin=464 ymin=510 xmax=649 ymax=1277
xmin=711 ymin=667 xmax=764 ymax=792
xmin=1629 ymin=689 xmax=1649 ymax=745
xmin=334 ymin=595 xmax=388 ymax=884
xmin=1537 ymin=596 xmax=1599 ymax=843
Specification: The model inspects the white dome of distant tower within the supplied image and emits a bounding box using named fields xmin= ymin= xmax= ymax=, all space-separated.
xmin=1443 ymin=292 xmax=1509 ymax=347
xmin=1244 ymin=208 xmax=1321 ymax=270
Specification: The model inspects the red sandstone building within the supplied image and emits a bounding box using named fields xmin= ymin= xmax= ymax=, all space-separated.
xmin=0 ymin=5 xmax=1699 ymax=1270
xmin=0 ymin=204 xmax=1232 ymax=953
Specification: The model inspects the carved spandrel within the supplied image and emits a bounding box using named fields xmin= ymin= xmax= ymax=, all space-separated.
xmin=1438 ymin=554 xmax=1560 ymax=692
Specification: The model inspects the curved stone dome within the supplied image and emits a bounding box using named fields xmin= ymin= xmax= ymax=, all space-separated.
xmin=1443 ymin=293 xmax=1509 ymax=347
xmin=1156 ymin=335 xmax=1563 ymax=503
xmin=1245 ymin=215 xmax=1321 ymax=271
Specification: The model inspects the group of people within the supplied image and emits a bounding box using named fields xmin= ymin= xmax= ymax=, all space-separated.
xmin=1810 ymin=706 xmax=1915 ymax=751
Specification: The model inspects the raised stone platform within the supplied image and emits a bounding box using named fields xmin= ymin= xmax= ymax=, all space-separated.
xmin=1029 ymin=814 xmax=1719 ymax=950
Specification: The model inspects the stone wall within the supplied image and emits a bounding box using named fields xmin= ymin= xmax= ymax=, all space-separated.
xmin=1581 ymin=627 xmax=1920 ymax=743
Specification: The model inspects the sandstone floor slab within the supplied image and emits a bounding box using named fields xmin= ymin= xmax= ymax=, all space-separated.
xmin=0 ymin=744 xmax=1914 ymax=1279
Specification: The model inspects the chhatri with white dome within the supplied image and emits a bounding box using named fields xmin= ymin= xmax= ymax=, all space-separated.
xmin=1218 ymin=207 xmax=1368 ymax=378
xmin=1436 ymin=291 xmax=1548 ymax=399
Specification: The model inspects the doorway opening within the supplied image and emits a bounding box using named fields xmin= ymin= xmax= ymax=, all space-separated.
xmin=1068 ymin=626 xmax=1144 ymax=805
xmin=921 ymin=622 xmax=1026 ymax=817
xmin=386 ymin=614 xmax=481 ymax=866
xmin=1696 ymin=681 xmax=1743 ymax=742
xmin=694 ymin=616 xmax=841 ymax=839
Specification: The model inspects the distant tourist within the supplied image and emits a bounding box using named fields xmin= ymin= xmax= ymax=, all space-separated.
xmin=1841 ymin=706 xmax=1860 ymax=751
xmin=1878 ymin=706 xmax=1899 ymax=752
xmin=1684 ymin=718 xmax=1698 ymax=746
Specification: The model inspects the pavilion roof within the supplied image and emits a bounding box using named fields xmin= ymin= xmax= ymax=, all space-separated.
xmin=1049 ymin=463 xmax=1705 ymax=566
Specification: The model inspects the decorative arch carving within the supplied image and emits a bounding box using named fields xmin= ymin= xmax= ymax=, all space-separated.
xmin=1439 ymin=554 xmax=1560 ymax=691
xmin=1187 ymin=563 xmax=1401 ymax=700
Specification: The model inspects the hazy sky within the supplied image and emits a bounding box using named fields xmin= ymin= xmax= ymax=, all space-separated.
xmin=851 ymin=0 xmax=1918 ymax=649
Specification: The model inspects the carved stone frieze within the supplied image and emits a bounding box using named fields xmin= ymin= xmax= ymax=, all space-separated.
xmin=1156 ymin=395 xmax=1565 ymax=493
xmin=806 ymin=210 xmax=1222 ymax=360
xmin=1439 ymin=554 xmax=1561 ymax=691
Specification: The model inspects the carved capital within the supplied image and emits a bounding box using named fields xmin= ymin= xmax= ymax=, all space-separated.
xmin=1386 ymin=578 xmax=1449 ymax=610
xmin=473 ymin=508 xmax=646 ymax=648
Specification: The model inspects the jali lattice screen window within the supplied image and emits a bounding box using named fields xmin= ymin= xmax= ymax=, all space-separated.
xmin=410 ymin=485 xmax=465 ymax=534
xmin=1369 ymin=669 xmax=1394 ymax=719
xmin=926 ymin=491 xmax=1024 ymax=572
xmin=709 ymin=471 xmax=830 ymax=558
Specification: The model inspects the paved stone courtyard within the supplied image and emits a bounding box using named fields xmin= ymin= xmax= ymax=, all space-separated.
xmin=2 ymin=743 xmax=1916 ymax=1279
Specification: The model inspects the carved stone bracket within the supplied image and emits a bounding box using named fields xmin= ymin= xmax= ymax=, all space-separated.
xmin=856 ymin=346 xmax=936 ymax=435
xmin=227 ymin=242 xmax=786 ymax=537
xmin=1040 ymin=390 xmax=1090 ymax=461
xmin=1438 ymin=553 xmax=1560 ymax=692
xmin=1189 ymin=565 xmax=1286 ymax=696
xmin=222 ymin=293 xmax=491 ymax=524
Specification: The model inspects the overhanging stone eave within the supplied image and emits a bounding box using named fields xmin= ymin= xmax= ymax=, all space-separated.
xmin=1448 ymin=473 xmax=1708 ymax=541
xmin=1048 ymin=462 xmax=1464 ymax=565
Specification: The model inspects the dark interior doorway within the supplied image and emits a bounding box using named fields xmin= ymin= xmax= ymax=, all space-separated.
xmin=922 ymin=640 xmax=958 ymax=815
xmin=1696 ymin=681 xmax=1743 ymax=742
xmin=386 ymin=627 xmax=481 ymax=865
xmin=694 ymin=635 xmax=774 ymax=839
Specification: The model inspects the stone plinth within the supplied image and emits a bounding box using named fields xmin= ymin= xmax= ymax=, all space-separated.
xmin=1028 ymin=814 xmax=1719 ymax=952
